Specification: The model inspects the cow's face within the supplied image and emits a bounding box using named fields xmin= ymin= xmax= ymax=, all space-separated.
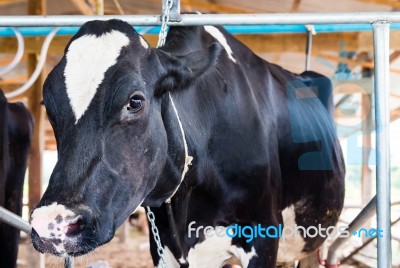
xmin=30 ymin=20 xmax=220 ymax=256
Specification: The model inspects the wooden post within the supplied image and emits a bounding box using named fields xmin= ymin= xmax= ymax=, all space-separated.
xmin=118 ymin=220 xmax=129 ymax=244
xmin=96 ymin=0 xmax=104 ymax=15
xmin=27 ymin=54 xmax=45 ymax=213
xmin=27 ymin=0 xmax=46 ymax=267
xmin=291 ymin=0 xmax=301 ymax=12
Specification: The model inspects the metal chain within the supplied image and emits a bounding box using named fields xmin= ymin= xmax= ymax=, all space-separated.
xmin=146 ymin=2 xmax=174 ymax=268
xmin=157 ymin=0 xmax=174 ymax=48
xmin=146 ymin=207 xmax=168 ymax=268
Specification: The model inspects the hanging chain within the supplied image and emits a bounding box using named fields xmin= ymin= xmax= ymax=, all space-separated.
xmin=157 ymin=0 xmax=174 ymax=48
xmin=146 ymin=207 xmax=168 ymax=268
xmin=146 ymin=2 xmax=174 ymax=268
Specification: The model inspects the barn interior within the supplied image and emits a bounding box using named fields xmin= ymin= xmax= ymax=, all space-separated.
xmin=0 ymin=0 xmax=400 ymax=267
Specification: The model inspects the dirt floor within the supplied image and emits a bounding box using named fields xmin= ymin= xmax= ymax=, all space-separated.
xmin=17 ymin=230 xmax=153 ymax=268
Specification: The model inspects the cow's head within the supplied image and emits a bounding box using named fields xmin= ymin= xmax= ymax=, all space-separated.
xmin=30 ymin=19 xmax=220 ymax=256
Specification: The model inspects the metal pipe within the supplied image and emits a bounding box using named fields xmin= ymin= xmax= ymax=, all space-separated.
xmin=2 ymin=24 xmax=400 ymax=37
xmin=0 ymin=206 xmax=73 ymax=268
xmin=373 ymin=21 xmax=392 ymax=268
xmin=1 ymin=12 xmax=400 ymax=27
xmin=0 ymin=206 xmax=32 ymax=234
xmin=326 ymin=196 xmax=377 ymax=266
xmin=65 ymin=256 xmax=74 ymax=268
xmin=5 ymin=27 xmax=60 ymax=99
xmin=341 ymin=216 xmax=400 ymax=264
xmin=305 ymin=25 xmax=315 ymax=71
xmin=0 ymin=27 xmax=24 ymax=76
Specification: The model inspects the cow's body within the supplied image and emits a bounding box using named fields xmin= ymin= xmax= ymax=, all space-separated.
xmin=149 ymin=26 xmax=344 ymax=267
xmin=0 ymin=90 xmax=33 ymax=268
xmin=30 ymin=20 xmax=344 ymax=268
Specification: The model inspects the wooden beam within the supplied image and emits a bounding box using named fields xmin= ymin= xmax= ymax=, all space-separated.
xmin=69 ymin=0 xmax=95 ymax=15
xmin=112 ymin=0 xmax=125 ymax=15
xmin=355 ymin=0 xmax=400 ymax=8
xmin=391 ymin=106 xmax=400 ymax=122
xmin=27 ymin=0 xmax=46 ymax=213
xmin=27 ymin=1 xmax=46 ymax=266
xmin=390 ymin=50 xmax=400 ymax=63
xmin=0 ymin=0 xmax=25 ymax=5
xmin=290 ymin=0 xmax=301 ymax=12
xmin=95 ymin=0 xmax=104 ymax=15
xmin=179 ymin=0 xmax=256 ymax=13
xmin=26 ymin=14 xmax=46 ymax=268
xmin=318 ymin=53 xmax=400 ymax=74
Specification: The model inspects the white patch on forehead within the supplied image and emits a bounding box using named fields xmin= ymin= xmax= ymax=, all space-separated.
xmin=204 ymin=26 xmax=237 ymax=63
xmin=64 ymin=30 xmax=130 ymax=123
xmin=30 ymin=202 xmax=76 ymax=253
xmin=139 ymin=36 xmax=149 ymax=48
xmin=187 ymin=227 xmax=257 ymax=267
xmin=277 ymin=205 xmax=307 ymax=264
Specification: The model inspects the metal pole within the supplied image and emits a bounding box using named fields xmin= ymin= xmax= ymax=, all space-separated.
xmin=2 ymin=12 xmax=400 ymax=27
xmin=326 ymin=196 xmax=377 ymax=266
xmin=341 ymin=216 xmax=400 ymax=264
xmin=305 ymin=25 xmax=315 ymax=71
xmin=373 ymin=21 xmax=392 ymax=268
xmin=65 ymin=256 xmax=74 ymax=268
xmin=0 ymin=206 xmax=73 ymax=268
xmin=0 ymin=206 xmax=32 ymax=234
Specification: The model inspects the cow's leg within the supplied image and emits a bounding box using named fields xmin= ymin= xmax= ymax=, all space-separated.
xmin=1 ymin=103 xmax=32 ymax=268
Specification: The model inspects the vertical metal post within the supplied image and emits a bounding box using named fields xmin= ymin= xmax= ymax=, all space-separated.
xmin=64 ymin=256 xmax=74 ymax=268
xmin=373 ymin=21 xmax=392 ymax=268
xmin=305 ymin=25 xmax=315 ymax=71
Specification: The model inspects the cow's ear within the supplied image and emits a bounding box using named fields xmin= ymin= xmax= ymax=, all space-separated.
xmin=155 ymin=42 xmax=222 ymax=97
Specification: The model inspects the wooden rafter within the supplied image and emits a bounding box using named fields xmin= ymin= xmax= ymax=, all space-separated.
xmin=0 ymin=0 xmax=25 ymax=4
xmin=290 ymin=0 xmax=302 ymax=12
xmin=355 ymin=0 xmax=400 ymax=8
xmin=390 ymin=50 xmax=400 ymax=63
xmin=147 ymin=0 xmax=257 ymax=14
xmin=69 ymin=0 xmax=95 ymax=15
xmin=391 ymin=106 xmax=400 ymax=122
xmin=317 ymin=52 xmax=400 ymax=74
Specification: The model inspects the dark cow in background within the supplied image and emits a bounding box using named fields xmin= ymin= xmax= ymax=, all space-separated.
xmin=30 ymin=19 xmax=345 ymax=267
xmin=0 ymin=90 xmax=33 ymax=268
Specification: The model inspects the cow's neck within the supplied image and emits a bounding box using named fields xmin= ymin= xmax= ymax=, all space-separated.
xmin=145 ymin=92 xmax=193 ymax=261
xmin=164 ymin=93 xmax=193 ymax=203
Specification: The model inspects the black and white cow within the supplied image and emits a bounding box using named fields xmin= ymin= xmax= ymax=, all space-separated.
xmin=0 ymin=90 xmax=33 ymax=268
xmin=30 ymin=19 xmax=345 ymax=267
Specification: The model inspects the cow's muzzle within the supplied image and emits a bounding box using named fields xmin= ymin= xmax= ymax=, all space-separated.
xmin=30 ymin=202 xmax=91 ymax=255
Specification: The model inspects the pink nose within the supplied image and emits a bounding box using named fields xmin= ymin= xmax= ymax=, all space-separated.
xmin=63 ymin=217 xmax=85 ymax=236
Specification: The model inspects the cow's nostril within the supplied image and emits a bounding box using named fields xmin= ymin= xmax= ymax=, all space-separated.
xmin=64 ymin=217 xmax=85 ymax=236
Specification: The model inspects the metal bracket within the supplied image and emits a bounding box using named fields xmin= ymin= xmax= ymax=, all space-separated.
xmin=162 ymin=0 xmax=181 ymax=22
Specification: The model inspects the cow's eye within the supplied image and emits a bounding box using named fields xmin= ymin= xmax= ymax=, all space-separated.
xmin=127 ymin=94 xmax=144 ymax=112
